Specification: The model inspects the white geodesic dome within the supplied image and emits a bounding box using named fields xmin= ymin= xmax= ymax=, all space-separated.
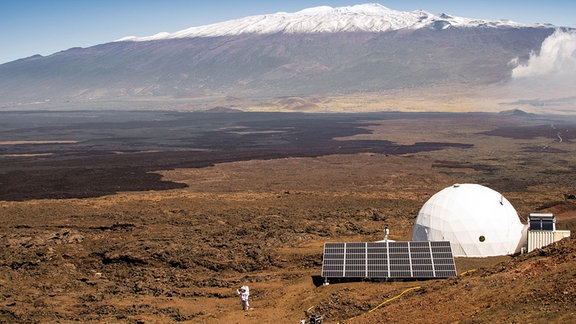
xmin=412 ymin=184 xmax=527 ymax=257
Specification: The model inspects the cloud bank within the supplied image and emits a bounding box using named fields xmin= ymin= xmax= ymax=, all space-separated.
xmin=503 ymin=29 xmax=576 ymax=113
xmin=511 ymin=29 xmax=576 ymax=81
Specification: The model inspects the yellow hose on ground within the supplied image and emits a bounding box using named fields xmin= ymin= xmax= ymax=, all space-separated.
xmin=335 ymin=269 xmax=475 ymax=322
xmin=338 ymin=286 xmax=422 ymax=323
xmin=459 ymin=269 xmax=476 ymax=276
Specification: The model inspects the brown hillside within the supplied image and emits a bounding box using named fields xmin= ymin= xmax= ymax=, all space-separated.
xmin=353 ymin=235 xmax=576 ymax=324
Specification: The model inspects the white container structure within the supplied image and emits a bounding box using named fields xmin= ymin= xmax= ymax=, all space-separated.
xmin=527 ymin=213 xmax=571 ymax=252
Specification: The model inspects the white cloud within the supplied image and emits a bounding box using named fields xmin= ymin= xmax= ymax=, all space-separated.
xmin=511 ymin=29 xmax=576 ymax=79
xmin=497 ymin=29 xmax=576 ymax=113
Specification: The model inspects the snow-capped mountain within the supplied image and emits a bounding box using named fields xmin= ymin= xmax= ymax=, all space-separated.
xmin=119 ymin=3 xmax=539 ymax=42
xmin=0 ymin=3 xmax=560 ymax=108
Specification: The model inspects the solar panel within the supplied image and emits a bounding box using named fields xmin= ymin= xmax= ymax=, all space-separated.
xmin=321 ymin=241 xmax=457 ymax=279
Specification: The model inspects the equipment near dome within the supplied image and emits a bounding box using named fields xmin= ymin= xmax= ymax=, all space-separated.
xmin=527 ymin=213 xmax=570 ymax=252
xmin=321 ymin=241 xmax=456 ymax=280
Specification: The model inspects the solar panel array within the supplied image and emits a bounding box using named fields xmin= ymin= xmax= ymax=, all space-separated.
xmin=322 ymin=241 xmax=457 ymax=279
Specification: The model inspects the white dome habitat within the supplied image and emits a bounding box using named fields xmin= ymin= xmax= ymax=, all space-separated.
xmin=412 ymin=184 xmax=527 ymax=257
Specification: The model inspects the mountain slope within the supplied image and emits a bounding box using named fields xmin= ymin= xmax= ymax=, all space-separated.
xmin=0 ymin=3 xmax=558 ymax=108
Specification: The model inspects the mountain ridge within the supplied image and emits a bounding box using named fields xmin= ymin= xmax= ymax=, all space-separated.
xmin=118 ymin=3 xmax=549 ymax=42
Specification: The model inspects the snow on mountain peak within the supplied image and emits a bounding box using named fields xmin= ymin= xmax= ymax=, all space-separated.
xmin=118 ymin=3 xmax=539 ymax=42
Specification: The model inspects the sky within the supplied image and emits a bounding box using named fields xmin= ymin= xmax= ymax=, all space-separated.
xmin=1 ymin=0 xmax=575 ymax=65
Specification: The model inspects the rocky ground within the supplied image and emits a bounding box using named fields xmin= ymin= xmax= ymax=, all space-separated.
xmin=1 ymin=112 xmax=576 ymax=323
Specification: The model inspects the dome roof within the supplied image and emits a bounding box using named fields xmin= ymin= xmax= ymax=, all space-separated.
xmin=412 ymin=184 xmax=527 ymax=257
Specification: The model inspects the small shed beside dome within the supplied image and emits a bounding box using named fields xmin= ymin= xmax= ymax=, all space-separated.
xmin=412 ymin=184 xmax=527 ymax=257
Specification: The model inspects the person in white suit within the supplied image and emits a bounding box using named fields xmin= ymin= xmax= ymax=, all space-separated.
xmin=236 ymin=286 xmax=250 ymax=311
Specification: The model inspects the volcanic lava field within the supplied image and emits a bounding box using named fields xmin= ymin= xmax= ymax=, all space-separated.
xmin=1 ymin=110 xmax=575 ymax=323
